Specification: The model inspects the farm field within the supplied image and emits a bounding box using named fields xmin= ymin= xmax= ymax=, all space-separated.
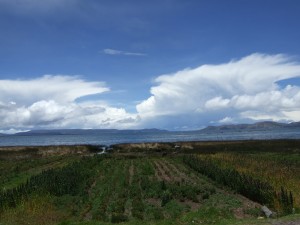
xmin=198 ymin=152 xmax=300 ymax=208
xmin=0 ymin=140 xmax=299 ymax=225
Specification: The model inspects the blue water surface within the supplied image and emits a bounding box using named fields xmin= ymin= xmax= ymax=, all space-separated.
xmin=0 ymin=129 xmax=300 ymax=147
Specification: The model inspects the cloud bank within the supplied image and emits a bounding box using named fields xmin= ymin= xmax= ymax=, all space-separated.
xmin=0 ymin=75 xmax=138 ymax=132
xmin=0 ymin=75 xmax=108 ymax=104
xmin=1 ymin=53 xmax=300 ymax=132
xmin=137 ymin=53 xmax=300 ymax=129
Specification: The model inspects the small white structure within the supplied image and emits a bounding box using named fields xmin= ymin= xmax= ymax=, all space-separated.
xmin=261 ymin=206 xmax=273 ymax=218
xmin=174 ymin=145 xmax=181 ymax=150
xmin=97 ymin=146 xmax=113 ymax=155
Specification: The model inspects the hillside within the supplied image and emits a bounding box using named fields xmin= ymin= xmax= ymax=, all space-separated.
xmin=200 ymin=121 xmax=300 ymax=132
xmin=1 ymin=121 xmax=299 ymax=137
xmin=7 ymin=128 xmax=167 ymax=136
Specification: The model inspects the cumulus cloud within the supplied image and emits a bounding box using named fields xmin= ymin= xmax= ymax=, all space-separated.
xmin=103 ymin=48 xmax=146 ymax=56
xmin=2 ymin=54 xmax=300 ymax=132
xmin=137 ymin=53 xmax=300 ymax=128
xmin=219 ymin=117 xmax=234 ymax=124
xmin=0 ymin=75 xmax=138 ymax=132
xmin=0 ymin=75 xmax=108 ymax=105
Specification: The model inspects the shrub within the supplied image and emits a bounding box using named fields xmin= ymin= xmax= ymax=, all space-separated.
xmin=111 ymin=213 xmax=128 ymax=223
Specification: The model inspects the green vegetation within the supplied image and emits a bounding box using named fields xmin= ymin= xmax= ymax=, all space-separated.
xmin=183 ymin=155 xmax=294 ymax=214
xmin=0 ymin=155 xmax=78 ymax=190
xmin=0 ymin=140 xmax=299 ymax=225
xmin=204 ymin=151 xmax=300 ymax=208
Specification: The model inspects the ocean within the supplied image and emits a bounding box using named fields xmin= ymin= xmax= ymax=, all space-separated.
xmin=1 ymin=129 xmax=300 ymax=147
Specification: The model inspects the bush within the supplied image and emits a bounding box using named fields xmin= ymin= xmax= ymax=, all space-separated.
xmin=164 ymin=200 xmax=186 ymax=218
xmin=111 ymin=213 xmax=128 ymax=223
xmin=161 ymin=190 xmax=172 ymax=207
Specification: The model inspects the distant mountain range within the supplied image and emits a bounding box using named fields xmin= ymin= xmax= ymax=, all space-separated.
xmin=200 ymin=121 xmax=300 ymax=132
xmin=6 ymin=128 xmax=168 ymax=136
xmin=1 ymin=122 xmax=300 ymax=136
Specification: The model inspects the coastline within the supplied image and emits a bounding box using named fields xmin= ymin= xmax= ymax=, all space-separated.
xmin=1 ymin=139 xmax=299 ymax=159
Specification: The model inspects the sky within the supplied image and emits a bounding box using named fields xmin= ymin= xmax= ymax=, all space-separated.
xmin=1 ymin=0 xmax=300 ymax=133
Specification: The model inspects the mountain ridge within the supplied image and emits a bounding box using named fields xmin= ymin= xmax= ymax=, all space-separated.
xmin=200 ymin=121 xmax=300 ymax=132
xmin=1 ymin=121 xmax=300 ymax=136
xmin=3 ymin=128 xmax=168 ymax=136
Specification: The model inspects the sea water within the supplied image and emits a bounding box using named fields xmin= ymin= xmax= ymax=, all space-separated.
xmin=1 ymin=129 xmax=300 ymax=147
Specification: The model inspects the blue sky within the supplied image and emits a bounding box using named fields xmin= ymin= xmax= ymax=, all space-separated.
xmin=1 ymin=0 xmax=300 ymax=132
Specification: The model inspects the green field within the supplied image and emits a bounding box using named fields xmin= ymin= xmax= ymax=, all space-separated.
xmin=0 ymin=141 xmax=299 ymax=225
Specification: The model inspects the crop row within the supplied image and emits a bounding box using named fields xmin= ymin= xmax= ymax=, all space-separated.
xmin=183 ymin=155 xmax=294 ymax=215
xmin=1 ymin=155 xmax=225 ymax=223
xmin=204 ymin=152 xmax=300 ymax=208
xmin=84 ymin=156 xmax=219 ymax=222
xmin=0 ymin=155 xmax=105 ymax=211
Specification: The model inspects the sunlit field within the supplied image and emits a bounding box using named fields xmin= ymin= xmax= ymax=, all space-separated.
xmin=0 ymin=141 xmax=299 ymax=225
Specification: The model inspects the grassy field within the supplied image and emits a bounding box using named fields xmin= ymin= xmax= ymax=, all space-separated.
xmin=200 ymin=152 xmax=300 ymax=208
xmin=0 ymin=140 xmax=299 ymax=225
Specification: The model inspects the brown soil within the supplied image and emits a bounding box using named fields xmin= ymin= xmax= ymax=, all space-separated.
xmin=182 ymin=199 xmax=201 ymax=211
xmin=164 ymin=160 xmax=196 ymax=184
xmin=124 ymin=199 xmax=132 ymax=217
xmin=153 ymin=161 xmax=162 ymax=181
xmin=233 ymin=194 xmax=262 ymax=219
xmin=146 ymin=198 xmax=161 ymax=207
xmin=153 ymin=159 xmax=204 ymax=185
xmin=83 ymin=179 xmax=97 ymax=221
xmin=153 ymin=160 xmax=172 ymax=182
xmin=159 ymin=160 xmax=181 ymax=182
xmin=129 ymin=162 xmax=134 ymax=185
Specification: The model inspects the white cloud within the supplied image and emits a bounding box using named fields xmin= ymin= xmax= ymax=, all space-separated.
xmin=219 ymin=117 xmax=234 ymax=124
xmin=137 ymin=53 xmax=300 ymax=128
xmin=103 ymin=48 xmax=146 ymax=56
xmin=0 ymin=75 xmax=108 ymax=105
xmin=0 ymin=128 xmax=29 ymax=135
xmin=2 ymin=54 xmax=300 ymax=132
xmin=0 ymin=75 xmax=139 ymax=132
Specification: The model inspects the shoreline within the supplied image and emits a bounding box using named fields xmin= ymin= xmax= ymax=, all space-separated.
xmin=1 ymin=139 xmax=299 ymax=159
xmin=0 ymin=138 xmax=299 ymax=147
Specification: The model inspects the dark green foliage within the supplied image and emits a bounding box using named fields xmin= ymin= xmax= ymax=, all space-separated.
xmin=161 ymin=180 xmax=167 ymax=191
xmin=86 ymin=145 xmax=102 ymax=153
xmin=145 ymin=205 xmax=164 ymax=220
xmin=278 ymin=186 xmax=294 ymax=214
xmin=183 ymin=155 xmax=294 ymax=214
xmin=164 ymin=200 xmax=187 ymax=218
xmin=131 ymin=197 xmax=144 ymax=220
xmin=3 ymin=152 xmax=290 ymax=224
xmin=111 ymin=213 xmax=128 ymax=223
xmin=177 ymin=140 xmax=300 ymax=154
xmin=0 ymin=155 xmax=106 ymax=211
xmin=183 ymin=155 xmax=272 ymax=205
xmin=161 ymin=190 xmax=172 ymax=207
